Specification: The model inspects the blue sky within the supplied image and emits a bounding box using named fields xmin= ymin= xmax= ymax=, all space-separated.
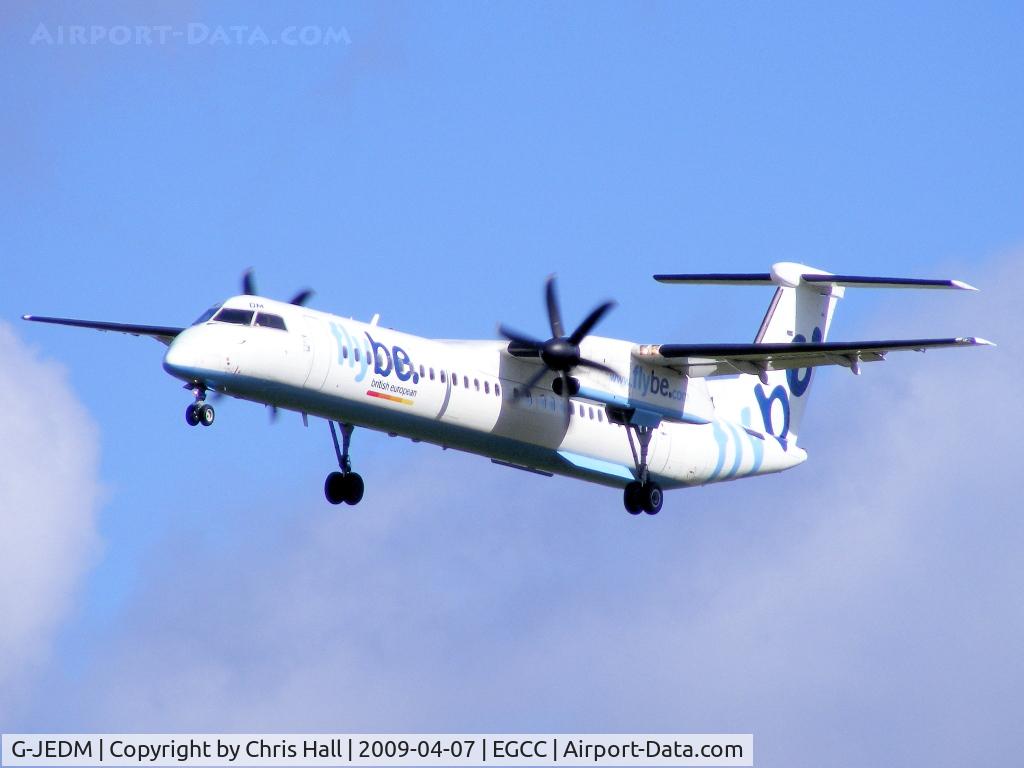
xmin=1 ymin=2 xmax=1021 ymax=766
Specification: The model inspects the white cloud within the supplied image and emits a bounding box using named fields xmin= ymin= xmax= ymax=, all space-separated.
xmin=24 ymin=252 xmax=1023 ymax=766
xmin=0 ymin=323 xmax=103 ymax=717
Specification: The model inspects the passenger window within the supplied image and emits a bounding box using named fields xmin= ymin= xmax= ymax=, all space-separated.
xmin=569 ymin=402 xmax=575 ymax=415
xmin=453 ymin=373 xmax=458 ymax=387
xmin=484 ymin=381 xmax=490 ymax=394
xmin=474 ymin=378 xmax=480 ymax=391
xmin=213 ymin=308 xmax=254 ymax=325
xmin=597 ymin=410 xmax=603 ymax=422
xmin=254 ymin=313 xmax=287 ymax=331
xmin=355 ymin=348 xmax=360 ymax=362
xmin=419 ymin=364 xmax=425 ymax=379
xmin=429 ymin=368 xmax=435 ymax=381
xmin=342 ymin=346 xmax=348 ymax=359
xmin=495 ymin=383 xmax=501 ymax=397
xmin=441 ymin=371 xmax=447 ymax=384
xmin=589 ymin=407 xmax=595 ymax=419
xmin=464 ymin=376 xmax=469 ymax=389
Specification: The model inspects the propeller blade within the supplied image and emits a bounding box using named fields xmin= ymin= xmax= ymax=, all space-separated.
xmin=545 ymin=274 xmax=565 ymax=339
xmin=290 ymin=289 xmax=315 ymax=306
xmin=577 ymin=358 xmax=619 ymax=377
xmin=568 ymin=300 xmax=616 ymax=346
xmin=498 ymin=324 xmax=544 ymax=349
xmin=242 ymin=268 xmax=257 ymax=296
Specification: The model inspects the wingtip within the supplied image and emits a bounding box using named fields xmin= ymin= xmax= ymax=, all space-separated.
xmin=952 ymin=279 xmax=978 ymax=291
xmin=960 ymin=336 xmax=996 ymax=346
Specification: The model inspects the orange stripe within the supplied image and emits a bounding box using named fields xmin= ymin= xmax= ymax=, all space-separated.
xmin=366 ymin=389 xmax=414 ymax=406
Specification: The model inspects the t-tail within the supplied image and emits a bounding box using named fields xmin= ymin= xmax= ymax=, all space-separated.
xmin=654 ymin=262 xmax=984 ymax=446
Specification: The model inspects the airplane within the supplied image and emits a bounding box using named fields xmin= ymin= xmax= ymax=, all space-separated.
xmin=22 ymin=261 xmax=992 ymax=515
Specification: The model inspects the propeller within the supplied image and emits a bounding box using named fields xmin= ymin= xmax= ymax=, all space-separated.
xmin=241 ymin=268 xmax=315 ymax=307
xmin=498 ymin=275 xmax=617 ymax=424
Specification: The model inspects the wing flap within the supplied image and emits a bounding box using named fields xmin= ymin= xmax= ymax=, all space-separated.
xmin=22 ymin=315 xmax=184 ymax=346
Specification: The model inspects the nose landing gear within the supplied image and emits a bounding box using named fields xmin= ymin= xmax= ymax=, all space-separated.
xmin=325 ymin=421 xmax=364 ymax=505
xmin=184 ymin=385 xmax=215 ymax=427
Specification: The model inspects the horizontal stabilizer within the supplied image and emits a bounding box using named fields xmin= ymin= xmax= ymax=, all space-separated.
xmin=801 ymin=274 xmax=976 ymax=291
xmin=22 ymin=315 xmax=184 ymax=345
xmin=655 ymin=265 xmax=977 ymax=291
xmin=637 ymin=337 xmax=994 ymax=379
xmin=654 ymin=272 xmax=773 ymax=286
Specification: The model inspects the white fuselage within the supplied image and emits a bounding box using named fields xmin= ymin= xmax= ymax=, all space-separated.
xmin=163 ymin=296 xmax=806 ymax=491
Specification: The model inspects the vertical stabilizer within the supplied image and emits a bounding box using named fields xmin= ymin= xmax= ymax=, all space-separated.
xmin=701 ymin=263 xmax=841 ymax=445
xmin=751 ymin=264 xmax=841 ymax=441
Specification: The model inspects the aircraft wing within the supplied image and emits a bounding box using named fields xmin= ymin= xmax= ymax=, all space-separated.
xmin=636 ymin=337 xmax=994 ymax=380
xmin=22 ymin=315 xmax=184 ymax=346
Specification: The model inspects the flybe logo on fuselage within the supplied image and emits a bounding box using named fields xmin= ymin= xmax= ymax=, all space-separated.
xmin=630 ymin=364 xmax=684 ymax=402
xmin=328 ymin=321 xmax=420 ymax=386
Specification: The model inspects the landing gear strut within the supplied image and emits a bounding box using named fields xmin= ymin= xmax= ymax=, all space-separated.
xmin=622 ymin=423 xmax=663 ymax=515
xmin=184 ymin=384 xmax=215 ymax=427
xmin=324 ymin=421 xmax=364 ymax=505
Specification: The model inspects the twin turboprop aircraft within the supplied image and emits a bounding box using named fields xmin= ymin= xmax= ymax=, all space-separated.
xmin=23 ymin=262 xmax=991 ymax=515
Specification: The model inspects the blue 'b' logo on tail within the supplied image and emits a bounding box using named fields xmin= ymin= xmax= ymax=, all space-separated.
xmin=755 ymin=384 xmax=790 ymax=446
xmin=787 ymin=326 xmax=822 ymax=397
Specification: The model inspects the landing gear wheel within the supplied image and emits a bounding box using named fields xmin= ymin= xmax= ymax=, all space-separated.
xmin=325 ymin=471 xmax=346 ymax=505
xmin=324 ymin=471 xmax=365 ymax=506
xmin=624 ymin=481 xmax=644 ymax=515
xmin=342 ymin=472 xmax=364 ymax=505
xmin=197 ymin=403 xmax=215 ymax=427
xmin=325 ymin=422 xmax=364 ymax=506
xmin=185 ymin=403 xmax=200 ymax=426
xmin=642 ymin=482 xmax=663 ymax=515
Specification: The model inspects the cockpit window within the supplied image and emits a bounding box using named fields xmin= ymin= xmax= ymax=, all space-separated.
xmin=213 ymin=308 xmax=254 ymax=325
xmin=192 ymin=304 xmax=222 ymax=326
xmin=254 ymin=313 xmax=287 ymax=331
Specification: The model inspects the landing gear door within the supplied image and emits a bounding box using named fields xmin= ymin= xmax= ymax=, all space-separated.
xmin=302 ymin=315 xmax=331 ymax=390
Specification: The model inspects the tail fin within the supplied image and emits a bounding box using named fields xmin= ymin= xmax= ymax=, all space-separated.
xmin=655 ymin=262 xmax=976 ymax=445
xmin=749 ymin=266 xmax=840 ymax=442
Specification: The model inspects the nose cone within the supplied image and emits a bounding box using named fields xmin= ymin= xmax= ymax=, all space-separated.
xmin=162 ymin=328 xmax=208 ymax=382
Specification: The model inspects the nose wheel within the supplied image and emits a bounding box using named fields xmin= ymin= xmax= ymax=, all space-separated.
xmin=184 ymin=385 xmax=215 ymax=427
xmin=325 ymin=421 xmax=364 ymax=505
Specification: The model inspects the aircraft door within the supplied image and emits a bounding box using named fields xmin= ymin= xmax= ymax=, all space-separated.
xmin=302 ymin=316 xmax=332 ymax=390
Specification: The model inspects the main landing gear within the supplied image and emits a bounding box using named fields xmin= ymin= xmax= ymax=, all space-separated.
xmin=324 ymin=421 xmax=364 ymax=506
xmin=622 ymin=423 xmax=663 ymax=516
xmin=184 ymin=384 xmax=215 ymax=427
